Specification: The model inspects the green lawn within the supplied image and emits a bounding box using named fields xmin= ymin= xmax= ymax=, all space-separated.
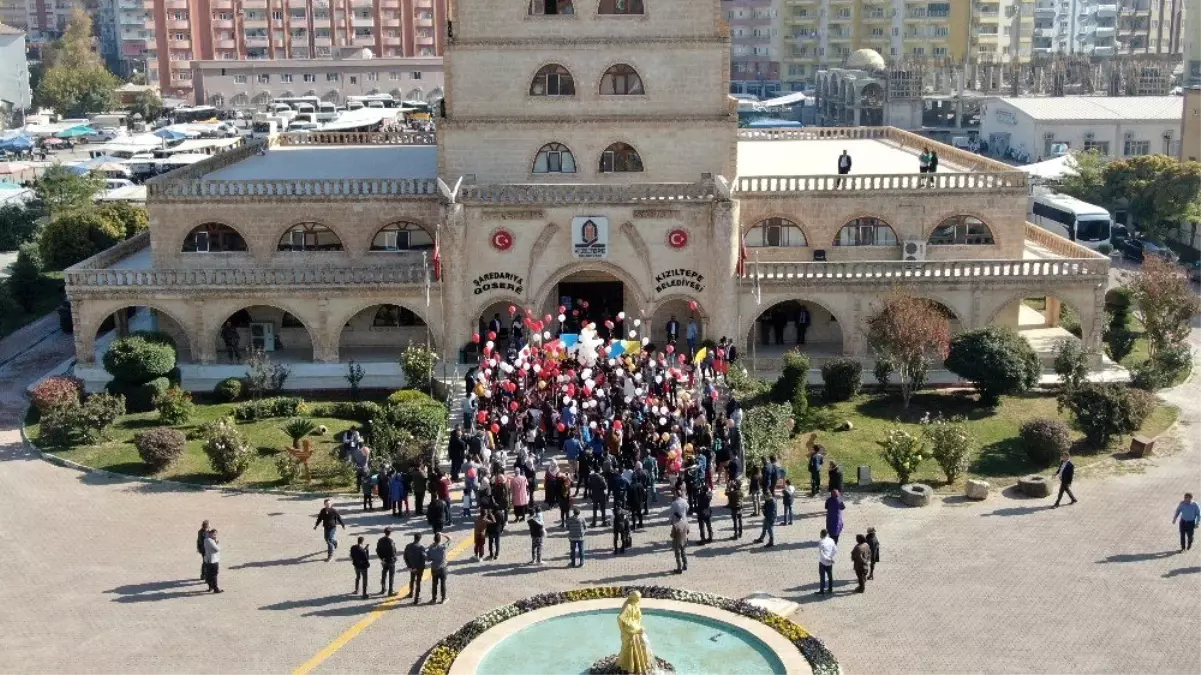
xmin=783 ymin=390 xmax=1178 ymax=492
xmin=0 ymin=273 xmax=64 ymax=340
xmin=29 ymin=402 xmax=363 ymax=491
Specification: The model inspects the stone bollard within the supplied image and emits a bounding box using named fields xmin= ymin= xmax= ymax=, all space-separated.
xmin=965 ymin=479 xmax=990 ymax=500
xmin=900 ymin=483 xmax=933 ymax=507
xmin=1018 ymin=474 xmax=1052 ymax=498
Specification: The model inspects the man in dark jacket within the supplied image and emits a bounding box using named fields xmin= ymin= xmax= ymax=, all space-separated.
xmin=313 ymin=498 xmax=346 ymax=561
xmin=427 ymin=497 xmax=447 ymax=535
xmin=350 ymin=536 xmax=371 ymax=599
xmin=628 ymin=468 xmax=647 ymax=529
xmin=376 ymin=527 xmax=398 ymax=596
xmin=448 ymin=428 xmax=467 ymax=482
xmin=828 ymin=460 xmax=844 ymax=495
xmin=197 ymin=520 xmax=210 ymax=581
xmin=588 ymin=471 xmax=609 ymax=527
xmin=402 ymin=534 xmax=426 ymax=604
xmin=696 ymin=486 xmax=714 ymax=544
xmin=851 ymin=534 xmax=871 ymax=593
xmin=795 ymin=305 xmax=811 ymax=345
xmin=808 ymin=445 xmax=825 ymax=497
xmin=1053 ymin=451 xmax=1077 ymax=507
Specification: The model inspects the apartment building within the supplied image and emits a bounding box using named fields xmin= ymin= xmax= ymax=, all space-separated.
xmin=726 ymin=0 xmax=782 ymax=97
xmin=0 ymin=21 xmax=32 ymax=116
xmin=1031 ymin=0 xmax=1185 ymax=56
xmin=2 ymin=0 xmax=87 ymax=37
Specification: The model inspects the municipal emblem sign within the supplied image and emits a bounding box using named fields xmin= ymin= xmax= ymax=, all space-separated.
xmin=571 ymin=216 xmax=609 ymax=259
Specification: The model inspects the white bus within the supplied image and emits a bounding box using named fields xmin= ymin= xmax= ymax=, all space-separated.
xmin=1028 ymin=192 xmax=1112 ymax=249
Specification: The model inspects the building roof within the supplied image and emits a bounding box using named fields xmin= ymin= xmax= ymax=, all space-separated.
xmin=737 ymin=138 xmax=966 ymax=177
xmin=846 ymin=48 xmax=886 ymax=71
xmin=203 ymin=144 xmax=437 ymax=181
xmin=994 ymin=96 xmax=1184 ymax=122
xmin=0 ymin=22 xmax=24 ymax=36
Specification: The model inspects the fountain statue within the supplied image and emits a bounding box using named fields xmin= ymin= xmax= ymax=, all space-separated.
xmin=617 ymin=591 xmax=654 ymax=674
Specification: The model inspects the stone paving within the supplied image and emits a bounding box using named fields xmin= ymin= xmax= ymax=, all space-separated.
xmin=0 ymin=323 xmax=1198 ymax=674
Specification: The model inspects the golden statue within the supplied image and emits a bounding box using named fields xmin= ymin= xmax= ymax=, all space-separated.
xmin=617 ymin=591 xmax=655 ymax=674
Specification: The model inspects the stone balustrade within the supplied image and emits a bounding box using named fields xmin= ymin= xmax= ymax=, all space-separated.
xmin=735 ymin=171 xmax=1027 ymax=194
xmin=69 ymin=231 xmax=151 ymax=271
xmin=737 ymin=126 xmax=1016 ymax=173
xmin=1024 ymin=222 xmax=1108 ymax=260
xmin=148 ymin=176 xmax=440 ymax=200
xmin=146 ymin=137 xmax=265 ymax=183
xmin=277 ymin=131 xmax=437 ymax=146
xmin=66 ymin=262 xmax=433 ymax=292
xmin=745 ymin=256 xmax=1108 ymax=284
xmin=737 ymin=127 xmax=893 ymax=142
xmin=457 ymin=181 xmax=717 ymax=204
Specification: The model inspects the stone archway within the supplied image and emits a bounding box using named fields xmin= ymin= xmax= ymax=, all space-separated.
xmin=337 ymin=302 xmax=433 ymax=363
xmin=75 ymin=301 xmax=197 ymax=366
xmin=649 ymin=295 xmax=708 ymax=349
xmin=211 ymin=305 xmax=317 ymax=364
xmin=743 ymin=298 xmax=846 ymax=361
xmin=986 ymin=289 xmax=1101 ymax=357
xmin=532 ymin=261 xmax=650 ymax=340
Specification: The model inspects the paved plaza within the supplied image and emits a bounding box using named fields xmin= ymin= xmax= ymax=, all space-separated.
xmin=1 ymin=326 xmax=1199 ymax=675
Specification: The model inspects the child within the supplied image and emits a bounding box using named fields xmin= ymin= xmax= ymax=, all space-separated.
xmin=528 ymin=506 xmax=546 ymax=564
xmin=866 ymin=526 xmax=881 ymax=580
xmin=472 ymin=511 xmax=487 ymax=562
xmin=726 ymin=479 xmax=744 ymax=539
xmin=748 ymin=461 xmax=762 ymax=517
xmin=782 ymin=479 xmax=795 ymax=525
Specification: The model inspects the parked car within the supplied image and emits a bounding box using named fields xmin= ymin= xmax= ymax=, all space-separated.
xmin=1119 ymin=238 xmax=1179 ymax=263
xmin=79 ymin=127 xmax=125 ymax=144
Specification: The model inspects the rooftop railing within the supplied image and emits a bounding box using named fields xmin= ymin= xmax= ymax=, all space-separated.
xmin=1024 ymin=222 xmax=1109 ymax=260
xmin=276 ymin=131 xmax=437 ymax=146
xmin=457 ymin=181 xmax=718 ymax=204
xmin=148 ymin=176 xmax=440 ymax=200
xmin=745 ymin=256 xmax=1108 ymax=284
xmin=66 ymin=262 xmax=433 ymax=291
xmin=736 ymin=171 xmax=1027 ymax=194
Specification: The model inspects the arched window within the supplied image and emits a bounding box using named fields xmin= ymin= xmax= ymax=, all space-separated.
xmin=532 ymin=142 xmax=576 ymax=173
xmin=600 ymin=142 xmax=643 ymax=173
xmin=371 ymin=222 xmax=434 ymax=251
xmin=278 ymin=223 xmax=343 ymax=252
xmin=209 ymin=94 xmax=225 ymax=108
xmin=322 ymin=90 xmax=339 ymax=103
xmin=253 ymin=91 xmax=270 ymax=106
xmin=928 ymin=215 xmax=996 ymax=245
xmin=745 ymin=218 xmax=808 ymax=248
xmin=231 ymin=93 xmax=249 ymax=107
xmin=182 ymin=223 xmax=247 ymax=252
xmin=835 ymin=217 xmax=898 ymax=246
xmin=600 ymin=64 xmax=644 ymax=95
xmin=598 ymin=0 xmax=643 ymax=14
xmin=530 ymin=64 xmax=575 ymax=96
xmin=373 ymin=305 xmax=427 ymax=327
xmin=529 ymin=0 xmax=574 ymax=14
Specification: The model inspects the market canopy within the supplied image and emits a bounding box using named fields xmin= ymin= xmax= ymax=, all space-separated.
xmin=55 ymin=124 xmax=96 ymax=139
xmin=0 ymin=133 xmax=34 ymax=151
xmin=1018 ymin=154 xmax=1078 ymax=181
xmin=758 ymin=91 xmax=807 ymax=108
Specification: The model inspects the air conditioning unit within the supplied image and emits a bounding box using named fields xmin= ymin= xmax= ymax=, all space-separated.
xmin=903 ymin=240 xmax=926 ymax=261
xmin=1124 ymin=130 xmax=1135 ymax=140
xmin=812 ymin=249 xmax=827 ymax=261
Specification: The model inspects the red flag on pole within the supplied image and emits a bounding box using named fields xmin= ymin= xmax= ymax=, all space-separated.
xmin=432 ymin=231 xmax=442 ymax=281
xmin=736 ymin=241 xmax=747 ymax=277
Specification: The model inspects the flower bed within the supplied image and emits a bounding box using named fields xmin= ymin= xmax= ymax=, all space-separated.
xmin=418 ymin=585 xmax=839 ymax=675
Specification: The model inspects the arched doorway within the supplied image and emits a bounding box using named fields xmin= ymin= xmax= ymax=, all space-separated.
xmin=214 ymin=306 xmax=315 ymax=364
xmin=650 ymin=297 xmax=706 ymax=350
xmin=339 ymin=303 xmax=432 ymax=362
xmin=919 ymin=298 xmax=964 ymax=336
xmin=476 ymin=299 xmax=525 ymax=347
xmin=93 ymin=306 xmax=192 ymax=363
xmin=541 ymin=269 xmax=632 ymax=341
xmin=990 ymin=294 xmax=1088 ymax=364
xmin=749 ymin=300 xmax=844 ymax=360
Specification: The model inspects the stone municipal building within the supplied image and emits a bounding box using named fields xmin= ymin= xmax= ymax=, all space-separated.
xmin=66 ymin=0 xmax=1110 ymax=390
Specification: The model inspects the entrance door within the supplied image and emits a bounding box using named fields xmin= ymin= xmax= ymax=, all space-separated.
xmin=557 ymin=280 xmax=624 ymax=339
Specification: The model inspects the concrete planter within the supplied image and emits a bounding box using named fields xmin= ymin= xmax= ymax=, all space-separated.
xmin=1018 ymin=474 xmax=1052 ymax=498
xmin=965 ymin=479 xmax=990 ymax=500
xmin=900 ymin=483 xmax=933 ymax=507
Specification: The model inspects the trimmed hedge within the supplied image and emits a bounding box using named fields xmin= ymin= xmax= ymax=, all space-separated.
xmin=386 ymin=401 xmax=447 ymax=443
xmin=30 ymin=376 xmax=84 ymax=412
xmin=106 ymin=377 xmax=169 ymax=413
xmin=945 ymin=327 xmax=1041 ymax=406
xmin=102 ymin=336 xmax=176 ymax=384
xmin=1061 ymin=383 xmax=1155 ymax=447
xmin=232 ymin=396 xmax=307 ymax=422
xmin=1019 ymin=418 xmax=1072 ymax=466
xmin=154 ymin=387 xmax=195 ymax=425
xmin=387 ymin=389 xmax=440 ymax=407
xmin=213 ymin=377 xmax=243 ymax=402
xmin=820 ymin=357 xmax=862 ymax=402
xmin=135 ymin=427 xmax=187 ymax=471
xmin=309 ymin=400 xmax=382 ymax=423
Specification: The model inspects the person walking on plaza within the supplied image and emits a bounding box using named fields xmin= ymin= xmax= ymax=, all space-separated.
xmin=528 ymin=506 xmax=546 ymax=564
xmin=203 ymin=529 xmax=223 ymax=593
xmin=588 ymin=469 xmax=609 ymax=527
xmin=726 ymin=479 xmax=744 ymax=540
xmin=376 ymin=527 xmax=398 ymax=596
xmin=670 ymin=513 xmax=690 ymax=574
xmin=485 ymin=507 xmax=503 ymax=560
xmin=828 ymin=460 xmax=844 ymax=494
xmin=510 ymin=469 xmax=530 ymax=522
xmin=1173 ymin=493 xmax=1199 ymax=552
xmin=567 ymin=507 xmax=588 ymax=568
xmin=427 ymin=495 xmax=447 ymax=536
xmin=696 ymin=485 xmax=714 ymax=544
xmin=807 ymin=445 xmax=825 ymax=497
xmin=197 ymin=520 xmax=210 ymax=581
xmin=781 ymin=479 xmax=795 ymax=525
xmin=825 ymin=490 xmax=845 ymax=544
xmin=837 ymin=149 xmax=852 ymax=176
xmin=866 ymin=527 xmax=881 ymax=579
xmin=472 ymin=510 xmax=488 ymax=561
xmin=1053 ymin=451 xmax=1077 ymax=507
xmin=314 ymin=498 xmax=346 ymax=562
xmin=426 ymin=533 xmax=451 ymax=604
xmin=755 ymin=492 xmax=777 ymax=547
xmin=350 ymin=536 xmax=371 ymax=599
xmin=852 ymin=534 xmax=871 ymax=593
xmin=817 ymin=529 xmax=837 ymax=596
xmin=448 ymin=427 xmax=466 ymax=482
xmin=361 ymin=469 xmax=376 ymax=511
xmin=613 ymin=505 xmax=632 ymax=555
xmin=410 ymin=463 xmax=428 ymax=517
xmin=403 ymin=534 xmax=426 ymax=604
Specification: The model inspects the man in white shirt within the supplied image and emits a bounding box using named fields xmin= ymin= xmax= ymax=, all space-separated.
xmin=817 ymin=529 xmax=837 ymax=595
xmin=461 ymin=392 xmax=477 ymax=431
xmin=670 ymin=490 xmax=689 ymax=521
xmin=204 ymin=530 xmax=223 ymax=594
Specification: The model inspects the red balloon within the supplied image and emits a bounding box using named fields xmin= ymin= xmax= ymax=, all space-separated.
xmin=487 ymin=331 xmax=497 ymax=341
xmin=472 ymin=332 xmax=481 ymax=343
xmin=614 ymin=421 xmax=623 ymax=430
xmin=557 ymin=422 xmax=567 ymax=433
xmin=558 ymin=305 xmax=566 ymax=314
xmin=483 ymin=345 xmax=493 ymax=356
xmin=688 ymin=300 xmax=698 ymax=311
xmin=534 ymin=320 xmax=544 ymax=332
xmin=508 ymin=305 xmax=517 ymax=315
xmin=604 ymin=320 xmax=614 ymax=329
xmin=509 ymin=401 xmax=519 ymax=412
xmin=666 ymin=344 xmax=675 ymax=354
xmin=490 ymin=423 xmax=500 ymax=434
xmin=477 ymin=411 xmax=487 ymax=422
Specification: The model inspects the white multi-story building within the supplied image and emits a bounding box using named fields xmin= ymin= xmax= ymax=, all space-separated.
xmin=1033 ymin=0 xmax=1185 ymax=56
xmin=95 ymin=0 xmax=156 ymax=81
xmin=0 ymin=21 xmax=31 ymax=120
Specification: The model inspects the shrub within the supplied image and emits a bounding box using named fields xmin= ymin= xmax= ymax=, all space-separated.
xmin=388 ymin=389 xmax=440 ymax=407
xmin=771 ymin=351 xmax=810 ymax=403
xmin=873 ymin=355 xmax=893 ymax=391
xmin=275 ymin=453 xmax=304 ymax=484
xmin=310 ymin=400 xmax=382 ymax=423
xmin=387 ymin=401 xmax=447 ymax=443
xmin=8 ymin=242 xmax=47 ymax=313
xmin=1061 ymin=383 xmax=1155 ymax=448
xmin=282 ymin=417 xmax=317 ymax=447
xmin=820 ymin=357 xmax=862 ymax=402
xmin=154 ymin=386 xmax=194 ymax=425
xmin=400 ymin=342 xmax=438 ymax=391
xmin=724 ymin=367 xmax=768 ymax=400
xmin=129 ymin=330 xmax=178 ymax=351
xmin=1019 ymin=418 xmax=1073 ymax=466
xmin=0 ymin=203 xmax=40 ymax=251
xmin=39 ymin=405 xmax=96 ymax=446
xmin=1052 ymin=337 xmax=1090 ymax=391
xmin=82 ymin=393 xmax=125 ymax=435
xmin=202 ymin=418 xmax=253 ymax=480
xmin=945 ymin=327 xmax=1041 ymax=406
xmin=368 ymin=416 xmax=420 ymax=466
xmin=741 ymin=402 xmax=792 ymax=466
xmin=1059 ymin=304 xmax=1082 ymax=338
xmin=346 ymin=361 xmax=365 ymax=400
xmin=233 ymin=396 xmax=307 ymax=422
xmin=30 ymin=375 xmax=84 ymax=412
xmin=38 ymin=211 xmax=122 ymax=270
xmin=922 ymin=416 xmax=974 ymax=483
xmin=1131 ymin=345 xmax=1193 ymax=391
xmin=244 ymin=349 xmax=291 ymax=398
xmin=102 ymin=336 xmax=176 ymax=384
xmin=879 ymin=426 xmax=926 ymax=485
xmin=96 ymin=201 xmax=149 ymax=239
xmin=134 ymin=427 xmax=186 ymax=471
xmin=1096 ymin=242 xmax=1113 ymax=256
xmin=1103 ymin=314 xmax=1138 ymax=363
xmin=106 ymin=377 xmax=169 ymax=413
xmin=214 ymin=377 xmax=243 ymax=402
xmin=1104 ymin=287 xmax=1134 ymax=315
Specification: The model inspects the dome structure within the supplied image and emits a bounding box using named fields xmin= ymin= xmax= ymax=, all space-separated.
xmin=846 ymin=48 xmax=886 ymax=71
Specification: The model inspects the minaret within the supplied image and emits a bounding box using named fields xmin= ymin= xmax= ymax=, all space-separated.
xmin=1182 ymin=0 xmax=1200 ymax=160
xmin=437 ymin=1 xmax=737 ymax=184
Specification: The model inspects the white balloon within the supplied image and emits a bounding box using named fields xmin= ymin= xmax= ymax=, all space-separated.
xmin=624 ymin=396 xmax=633 ymax=403
xmin=582 ymin=368 xmax=592 ymax=379
xmin=641 ymin=337 xmax=650 ymax=346
xmin=543 ymin=331 xmax=551 ymax=340
xmin=589 ymin=421 xmax=597 ymax=429
xmin=501 ymin=415 xmax=509 ymax=425
xmin=617 ymin=312 xmax=626 ymax=320
xmin=633 ymin=319 xmax=641 ymax=327
xmin=655 ymin=375 xmax=664 ymax=384
xmin=607 ymin=358 xmax=616 ymax=366
xmin=486 ymin=340 xmax=494 ymax=349
xmin=533 ymin=364 xmax=542 ymax=373
xmin=585 ymin=378 xmax=595 ymax=389
xmin=628 ymin=330 xmax=637 ymax=339
xmin=558 ymin=314 xmax=566 ymax=323
xmin=634 ymin=387 xmax=643 ymax=395
xmin=563 ymin=395 xmax=572 ymax=404
xmin=659 ymin=417 xmax=667 ymax=426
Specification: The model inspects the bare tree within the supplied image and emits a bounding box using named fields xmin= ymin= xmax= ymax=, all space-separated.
xmin=866 ymin=291 xmax=952 ymax=408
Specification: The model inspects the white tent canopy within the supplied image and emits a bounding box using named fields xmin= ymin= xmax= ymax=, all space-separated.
xmin=1018 ymin=154 xmax=1078 ymax=181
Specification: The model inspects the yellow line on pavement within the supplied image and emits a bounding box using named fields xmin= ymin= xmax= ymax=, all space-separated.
xmin=293 ymin=536 xmax=474 ymax=675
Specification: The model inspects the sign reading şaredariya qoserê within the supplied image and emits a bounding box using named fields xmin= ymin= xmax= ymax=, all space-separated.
xmin=472 ymin=272 xmax=524 ymax=295
xmin=571 ymin=216 xmax=609 ymax=259
xmin=654 ymin=269 xmax=705 ymax=294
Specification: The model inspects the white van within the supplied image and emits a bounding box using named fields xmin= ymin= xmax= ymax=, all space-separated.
xmin=1028 ymin=192 xmax=1112 ymax=249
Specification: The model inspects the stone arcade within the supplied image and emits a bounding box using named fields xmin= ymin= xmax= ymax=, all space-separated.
xmin=65 ymin=0 xmax=1109 ymax=390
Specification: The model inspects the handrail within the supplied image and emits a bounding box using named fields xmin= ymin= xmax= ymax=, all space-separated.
xmin=277 ymin=131 xmax=437 ymax=146
xmin=147 ymin=177 xmax=440 ymax=199
xmin=457 ymin=181 xmax=717 ymax=204
xmin=735 ymin=171 xmax=1027 ymax=194
xmin=736 ymin=126 xmax=1017 ymax=173
xmin=65 ymin=264 xmax=434 ymax=290
xmin=1023 ymin=222 xmax=1109 ymax=260
xmin=745 ymin=257 xmax=1108 ymax=282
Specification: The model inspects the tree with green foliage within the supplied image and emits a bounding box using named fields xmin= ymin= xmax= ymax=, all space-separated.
xmin=1130 ymin=256 xmax=1201 ymax=362
xmin=34 ymin=165 xmax=104 ymax=220
xmin=866 ymin=292 xmax=951 ymax=408
xmin=1101 ymin=155 xmax=1201 ymax=241
xmin=34 ymin=9 xmax=119 ymax=117
xmin=8 ymin=242 xmax=46 ymax=312
xmin=127 ymin=89 xmax=162 ymax=123
xmin=0 ymin=204 xmax=42 ymax=252
xmin=1052 ymin=337 xmax=1090 ymax=392
xmin=38 ymin=210 xmax=123 ymax=270
xmin=945 ymin=327 xmax=1041 ymax=406
xmin=400 ymin=342 xmax=438 ymax=392
xmin=1056 ymin=150 xmax=1107 ymax=206
xmin=96 ymin=201 xmax=149 ymax=239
